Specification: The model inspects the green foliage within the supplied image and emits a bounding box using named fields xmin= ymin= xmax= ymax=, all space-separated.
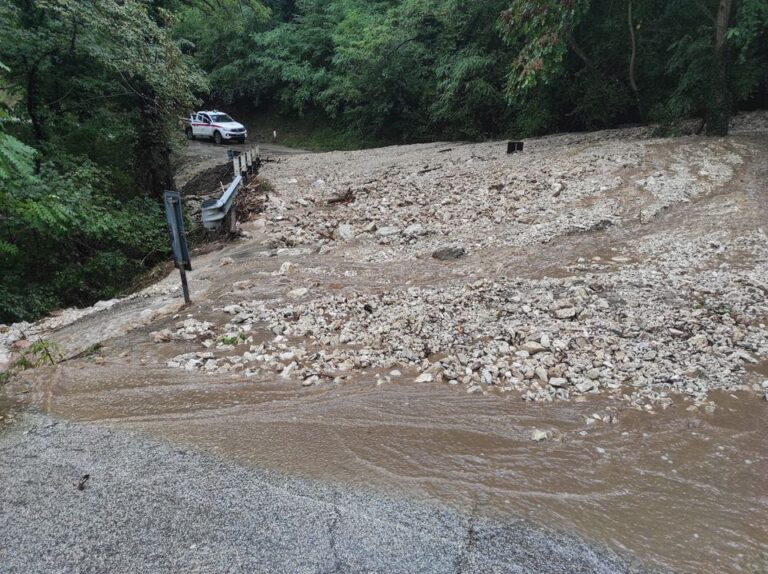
xmin=173 ymin=0 xmax=766 ymax=139
xmin=500 ymin=0 xmax=591 ymax=94
xmin=174 ymin=0 xmax=269 ymax=103
xmin=501 ymin=0 xmax=768 ymax=134
xmin=177 ymin=0 xmax=515 ymax=141
xmin=13 ymin=339 xmax=62 ymax=369
xmin=0 ymin=2 xmax=201 ymax=323
xmin=0 ymin=150 xmax=168 ymax=322
xmin=0 ymin=0 xmax=205 ymax=193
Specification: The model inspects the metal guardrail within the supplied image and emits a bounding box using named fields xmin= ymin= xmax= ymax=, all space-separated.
xmin=199 ymin=145 xmax=260 ymax=232
xmin=201 ymin=175 xmax=242 ymax=231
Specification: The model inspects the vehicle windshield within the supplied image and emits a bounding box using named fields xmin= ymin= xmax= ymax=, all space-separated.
xmin=210 ymin=114 xmax=234 ymax=123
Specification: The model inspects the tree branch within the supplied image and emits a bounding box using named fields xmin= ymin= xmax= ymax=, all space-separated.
xmin=568 ymin=35 xmax=595 ymax=70
xmin=627 ymin=0 xmax=641 ymax=113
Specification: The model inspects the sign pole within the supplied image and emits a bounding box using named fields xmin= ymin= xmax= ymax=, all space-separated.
xmin=163 ymin=191 xmax=192 ymax=305
xmin=178 ymin=263 xmax=191 ymax=305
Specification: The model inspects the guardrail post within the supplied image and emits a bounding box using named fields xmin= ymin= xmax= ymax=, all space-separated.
xmin=253 ymin=146 xmax=261 ymax=175
xmin=233 ymin=155 xmax=241 ymax=183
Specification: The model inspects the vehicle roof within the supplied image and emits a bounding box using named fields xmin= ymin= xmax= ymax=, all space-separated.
xmin=197 ymin=110 xmax=231 ymax=115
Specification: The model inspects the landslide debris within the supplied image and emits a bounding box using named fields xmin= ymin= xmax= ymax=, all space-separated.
xmin=157 ymin=116 xmax=768 ymax=412
xmin=4 ymin=114 xmax=768 ymax=413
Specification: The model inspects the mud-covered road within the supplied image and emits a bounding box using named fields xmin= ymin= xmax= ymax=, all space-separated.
xmin=174 ymin=139 xmax=308 ymax=190
xmin=2 ymin=114 xmax=768 ymax=573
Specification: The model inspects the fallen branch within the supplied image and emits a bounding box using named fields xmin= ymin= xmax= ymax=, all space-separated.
xmin=326 ymin=188 xmax=355 ymax=205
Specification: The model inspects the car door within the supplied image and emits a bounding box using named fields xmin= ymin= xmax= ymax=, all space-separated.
xmin=199 ymin=113 xmax=213 ymax=139
xmin=191 ymin=113 xmax=205 ymax=138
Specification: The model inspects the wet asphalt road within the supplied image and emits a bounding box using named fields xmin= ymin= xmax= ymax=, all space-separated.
xmin=0 ymin=414 xmax=659 ymax=574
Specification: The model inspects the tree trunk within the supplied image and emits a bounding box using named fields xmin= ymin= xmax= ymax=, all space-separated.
xmin=136 ymin=99 xmax=175 ymax=197
xmin=706 ymin=0 xmax=733 ymax=136
xmin=627 ymin=0 xmax=641 ymax=116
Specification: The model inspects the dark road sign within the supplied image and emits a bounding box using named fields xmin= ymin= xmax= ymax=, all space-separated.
xmin=163 ymin=191 xmax=191 ymax=304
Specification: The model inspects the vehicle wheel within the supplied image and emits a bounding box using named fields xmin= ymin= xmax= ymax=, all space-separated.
xmin=213 ymin=131 xmax=222 ymax=145
xmin=185 ymin=127 xmax=194 ymax=140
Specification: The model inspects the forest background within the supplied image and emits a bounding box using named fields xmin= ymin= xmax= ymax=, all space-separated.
xmin=1 ymin=0 xmax=766 ymax=322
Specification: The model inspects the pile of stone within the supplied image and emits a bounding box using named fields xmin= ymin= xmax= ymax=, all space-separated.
xmin=153 ymin=123 xmax=768 ymax=409
xmin=250 ymin=135 xmax=744 ymax=265
xmin=163 ymin=257 xmax=768 ymax=410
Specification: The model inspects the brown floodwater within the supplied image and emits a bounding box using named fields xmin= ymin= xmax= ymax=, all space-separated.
xmin=0 ymin=396 xmax=12 ymax=430
xmin=14 ymin=362 xmax=768 ymax=574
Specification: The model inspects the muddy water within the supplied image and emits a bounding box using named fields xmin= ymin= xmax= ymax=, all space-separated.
xmin=17 ymin=364 xmax=768 ymax=574
xmin=0 ymin=395 xmax=17 ymax=431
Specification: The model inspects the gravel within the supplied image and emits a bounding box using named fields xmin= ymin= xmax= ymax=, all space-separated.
xmin=162 ymin=265 xmax=767 ymax=410
xmin=0 ymin=414 xmax=657 ymax=574
xmin=250 ymin=132 xmax=746 ymax=259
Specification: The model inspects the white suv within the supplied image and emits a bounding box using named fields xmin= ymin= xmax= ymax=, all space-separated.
xmin=185 ymin=111 xmax=247 ymax=144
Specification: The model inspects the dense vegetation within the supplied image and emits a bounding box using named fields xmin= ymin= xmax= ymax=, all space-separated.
xmin=181 ymin=0 xmax=767 ymax=139
xmin=0 ymin=0 xmax=203 ymax=322
xmin=1 ymin=0 xmax=766 ymax=322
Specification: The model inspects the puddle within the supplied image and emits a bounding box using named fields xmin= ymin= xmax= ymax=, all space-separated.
xmin=15 ymin=364 xmax=768 ymax=574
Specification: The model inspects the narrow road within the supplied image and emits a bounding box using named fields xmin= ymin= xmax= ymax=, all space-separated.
xmin=0 ymin=414 xmax=644 ymax=574
xmin=175 ymin=139 xmax=308 ymax=190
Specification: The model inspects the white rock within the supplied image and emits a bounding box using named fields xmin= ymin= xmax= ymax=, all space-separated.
xmin=150 ymin=329 xmax=172 ymax=343
xmin=522 ymin=341 xmax=546 ymax=355
xmin=287 ymin=288 xmax=309 ymax=299
xmin=376 ymin=226 xmax=401 ymax=237
xmin=276 ymin=261 xmax=298 ymax=275
xmin=403 ymin=223 xmax=426 ymax=236
xmin=334 ymin=224 xmax=356 ymax=241
xmin=531 ymin=430 xmax=551 ymax=442
xmin=576 ymin=380 xmax=597 ymax=393
xmin=554 ymin=307 xmax=578 ymax=319
xmin=303 ymin=375 xmax=319 ymax=386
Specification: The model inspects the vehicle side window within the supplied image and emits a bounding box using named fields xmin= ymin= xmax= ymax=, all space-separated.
xmin=202 ymin=114 xmax=211 ymax=124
